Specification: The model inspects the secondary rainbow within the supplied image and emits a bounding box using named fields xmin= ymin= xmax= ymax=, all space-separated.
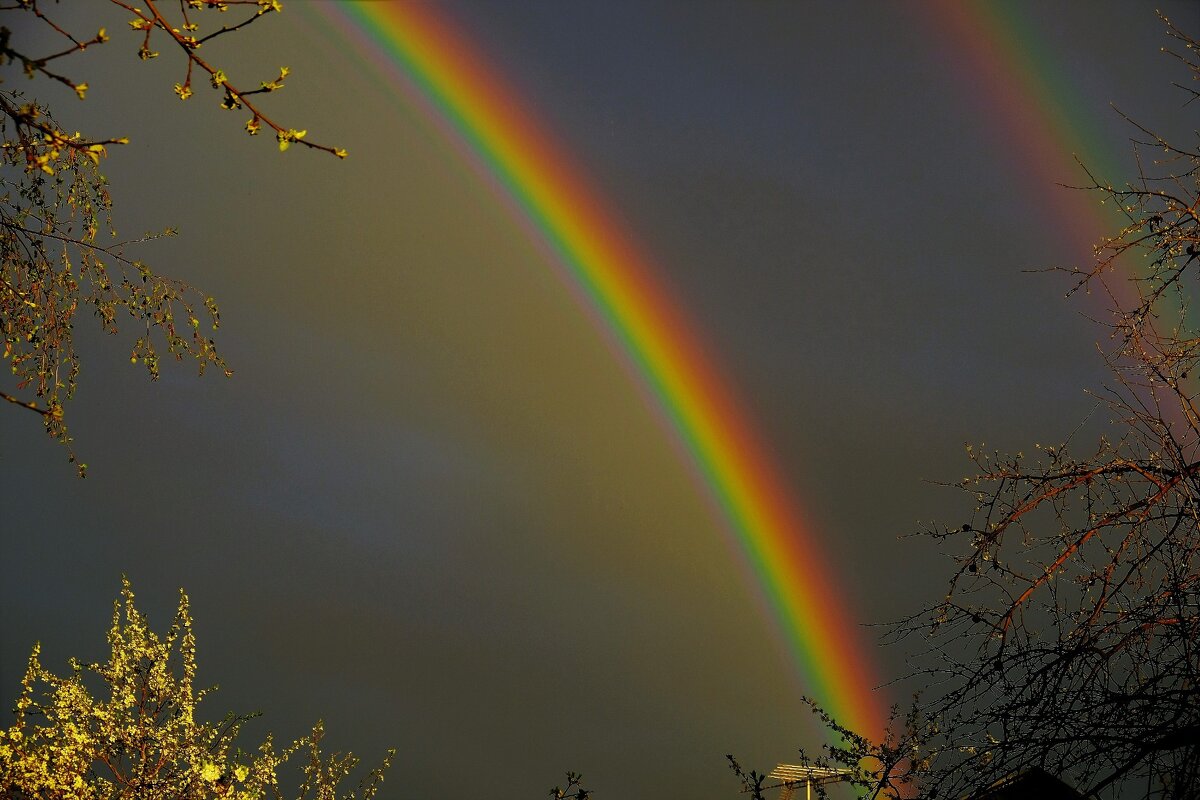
xmin=924 ymin=0 xmax=1192 ymax=428
xmin=923 ymin=0 xmax=1147 ymax=298
xmin=310 ymin=1 xmax=886 ymax=738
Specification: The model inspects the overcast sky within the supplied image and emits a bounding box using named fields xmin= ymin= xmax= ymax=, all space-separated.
xmin=1 ymin=2 xmax=1193 ymax=798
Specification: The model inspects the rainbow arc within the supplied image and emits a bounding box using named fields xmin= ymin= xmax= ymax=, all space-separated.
xmin=304 ymin=0 xmax=1156 ymax=741
xmin=314 ymin=0 xmax=886 ymax=737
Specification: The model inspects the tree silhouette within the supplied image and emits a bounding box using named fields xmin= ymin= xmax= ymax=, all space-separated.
xmin=750 ymin=14 xmax=1198 ymax=800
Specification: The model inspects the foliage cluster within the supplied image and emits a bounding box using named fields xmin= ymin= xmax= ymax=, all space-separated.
xmin=0 ymin=579 xmax=393 ymax=800
xmin=0 ymin=0 xmax=339 ymax=472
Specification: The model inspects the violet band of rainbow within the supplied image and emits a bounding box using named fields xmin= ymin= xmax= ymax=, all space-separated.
xmin=313 ymin=0 xmax=888 ymax=740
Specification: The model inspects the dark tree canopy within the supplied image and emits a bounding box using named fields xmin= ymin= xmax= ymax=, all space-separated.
xmin=733 ymin=15 xmax=1199 ymax=800
xmin=908 ymin=19 xmax=1200 ymax=797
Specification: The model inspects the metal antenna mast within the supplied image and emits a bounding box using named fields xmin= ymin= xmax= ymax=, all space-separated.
xmin=741 ymin=763 xmax=855 ymax=800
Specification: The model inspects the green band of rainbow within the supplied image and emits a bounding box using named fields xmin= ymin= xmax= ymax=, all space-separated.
xmin=924 ymin=0 xmax=1192 ymax=430
xmin=924 ymin=1 xmax=1142 ymax=293
xmin=313 ymin=1 xmax=887 ymax=738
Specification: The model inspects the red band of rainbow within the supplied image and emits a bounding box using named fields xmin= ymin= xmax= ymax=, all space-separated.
xmin=311 ymin=0 xmax=888 ymax=739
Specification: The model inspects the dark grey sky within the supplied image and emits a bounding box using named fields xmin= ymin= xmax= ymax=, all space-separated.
xmin=1 ymin=2 xmax=1192 ymax=797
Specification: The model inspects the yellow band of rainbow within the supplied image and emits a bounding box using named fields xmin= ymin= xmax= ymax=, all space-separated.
xmin=315 ymin=0 xmax=888 ymax=739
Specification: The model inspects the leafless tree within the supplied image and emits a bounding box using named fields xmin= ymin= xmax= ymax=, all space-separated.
xmin=752 ymin=15 xmax=1199 ymax=800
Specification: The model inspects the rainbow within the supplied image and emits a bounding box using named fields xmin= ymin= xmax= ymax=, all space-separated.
xmin=307 ymin=1 xmax=887 ymax=738
xmin=923 ymin=1 xmax=1192 ymax=429
xmin=923 ymin=0 xmax=1140 ymax=294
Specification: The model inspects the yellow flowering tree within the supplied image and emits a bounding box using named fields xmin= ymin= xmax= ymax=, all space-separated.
xmin=0 ymin=579 xmax=393 ymax=800
xmin=0 ymin=0 xmax=342 ymax=473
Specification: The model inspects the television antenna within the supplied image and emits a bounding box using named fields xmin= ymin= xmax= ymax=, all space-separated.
xmin=741 ymin=763 xmax=855 ymax=800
